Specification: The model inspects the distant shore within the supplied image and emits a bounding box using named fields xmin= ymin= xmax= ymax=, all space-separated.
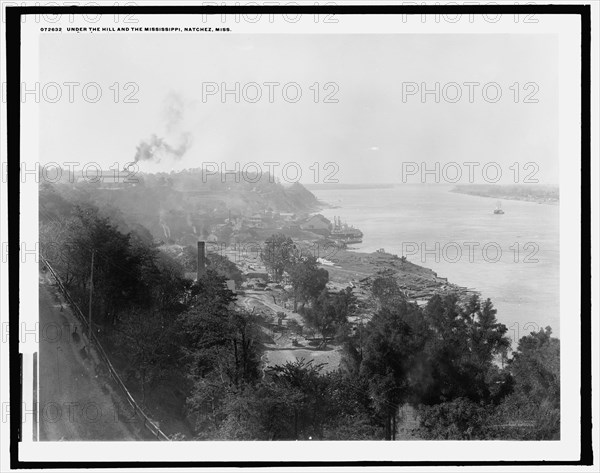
xmin=450 ymin=184 xmax=559 ymax=205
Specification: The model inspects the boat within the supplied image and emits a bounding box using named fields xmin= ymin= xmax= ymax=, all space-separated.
xmin=330 ymin=216 xmax=363 ymax=244
xmin=493 ymin=201 xmax=505 ymax=214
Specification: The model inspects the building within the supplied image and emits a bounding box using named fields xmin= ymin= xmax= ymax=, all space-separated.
xmin=246 ymin=214 xmax=264 ymax=228
xmin=278 ymin=212 xmax=295 ymax=222
xmin=300 ymin=214 xmax=332 ymax=235
xmin=246 ymin=272 xmax=269 ymax=281
xmin=225 ymin=279 xmax=236 ymax=291
xmin=74 ymin=170 xmax=142 ymax=188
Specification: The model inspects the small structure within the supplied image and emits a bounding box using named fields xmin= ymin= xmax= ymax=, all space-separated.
xmin=278 ymin=212 xmax=295 ymax=222
xmin=246 ymin=214 xmax=264 ymax=228
xmin=300 ymin=214 xmax=332 ymax=234
xmin=246 ymin=272 xmax=269 ymax=281
xmin=225 ymin=279 xmax=236 ymax=291
xmin=197 ymin=241 xmax=206 ymax=280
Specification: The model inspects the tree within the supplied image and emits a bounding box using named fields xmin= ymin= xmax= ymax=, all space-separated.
xmin=181 ymin=273 xmax=266 ymax=433
xmin=419 ymin=294 xmax=510 ymax=404
xmin=207 ymin=253 xmax=243 ymax=287
xmin=370 ymin=270 xmax=405 ymax=309
xmin=227 ymin=309 xmax=265 ymax=384
xmin=266 ymin=359 xmax=330 ymax=439
xmin=304 ymin=287 xmax=355 ymax=347
xmin=39 ymin=218 xmax=79 ymax=286
xmin=417 ymin=326 xmax=560 ymax=440
xmin=509 ymin=326 xmax=559 ymax=400
xmin=360 ymin=297 xmax=430 ymax=439
xmin=287 ymin=255 xmax=329 ymax=310
xmin=465 ymin=296 xmax=511 ymax=368
xmin=286 ymin=319 xmax=303 ymax=336
xmin=495 ymin=327 xmax=560 ymax=439
xmin=179 ymin=271 xmax=237 ymax=351
xmin=416 ymin=397 xmax=494 ymax=440
xmin=55 ymin=206 xmax=147 ymax=327
xmin=321 ymin=371 xmax=382 ymax=439
xmin=260 ymin=233 xmax=296 ymax=282
xmin=111 ymin=309 xmax=178 ymax=405
xmin=129 ymin=237 xmax=190 ymax=317
xmin=181 ymin=245 xmax=198 ymax=271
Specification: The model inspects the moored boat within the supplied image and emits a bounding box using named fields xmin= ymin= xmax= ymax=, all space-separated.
xmin=331 ymin=216 xmax=363 ymax=244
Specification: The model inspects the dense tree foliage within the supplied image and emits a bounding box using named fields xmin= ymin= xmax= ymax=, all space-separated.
xmin=288 ymin=255 xmax=329 ymax=310
xmin=260 ymin=233 xmax=296 ymax=282
xmin=179 ymin=274 xmax=262 ymax=386
xmin=303 ymin=287 xmax=356 ymax=346
xmin=494 ymin=327 xmax=560 ymax=439
xmin=111 ymin=308 xmax=180 ymax=404
xmin=415 ymin=328 xmax=560 ymax=440
xmin=41 ymin=204 xmax=191 ymax=327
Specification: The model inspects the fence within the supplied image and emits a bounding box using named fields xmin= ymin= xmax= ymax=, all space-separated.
xmin=41 ymin=256 xmax=170 ymax=441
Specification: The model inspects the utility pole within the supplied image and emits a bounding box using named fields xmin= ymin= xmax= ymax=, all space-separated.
xmin=88 ymin=250 xmax=95 ymax=341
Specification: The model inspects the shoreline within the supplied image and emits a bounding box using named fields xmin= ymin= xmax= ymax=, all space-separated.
xmin=313 ymin=246 xmax=480 ymax=303
xmin=450 ymin=185 xmax=559 ymax=205
xmin=304 ymin=188 xmax=560 ymax=340
xmin=297 ymin=195 xmax=481 ymax=303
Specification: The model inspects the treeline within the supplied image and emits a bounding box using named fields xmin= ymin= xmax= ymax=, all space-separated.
xmin=39 ymin=187 xmax=559 ymax=440
xmin=451 ymin=184 xmax=559 ymax=203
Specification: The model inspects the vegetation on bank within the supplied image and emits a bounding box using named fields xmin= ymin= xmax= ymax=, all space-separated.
xmin=39 ymin=184 xmax=560 ymax=440
xmin=451 ymin=184 xmax=559 ymax=204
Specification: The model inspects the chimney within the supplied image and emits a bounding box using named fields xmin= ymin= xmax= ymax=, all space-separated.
xmin=197 ymin=241 xmax=206 ymax=280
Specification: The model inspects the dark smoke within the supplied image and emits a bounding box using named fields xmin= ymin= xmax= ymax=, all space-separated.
xmin=134 ymin=132 xmax=192 ymax=163
xmin=133 ymin=93 xmax=194 ymax=163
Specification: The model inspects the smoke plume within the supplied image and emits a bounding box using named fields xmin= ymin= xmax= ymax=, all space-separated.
xmin=133 ymin=92 xmax=194 ymax=164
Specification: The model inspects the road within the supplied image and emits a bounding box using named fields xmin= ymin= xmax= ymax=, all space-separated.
xmin=39 ymin=277 xmax=147 ymax=440
xmin=238 ymin=290 xmax=342 ymax=373
xmin=240 ymin=290 xmax=304 ymax=324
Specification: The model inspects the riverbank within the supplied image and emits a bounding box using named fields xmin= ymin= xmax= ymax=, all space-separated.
xmin=310 ymin=184 xmax=560 ymax=339
xmin=319 ymin=246 xmax=478 ymax=300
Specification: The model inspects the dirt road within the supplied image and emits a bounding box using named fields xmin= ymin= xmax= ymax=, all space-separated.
xmin=238 ymin=290 xmax=343 ymax=373
xmin=39 ymin=278 xmax=148 ymax=440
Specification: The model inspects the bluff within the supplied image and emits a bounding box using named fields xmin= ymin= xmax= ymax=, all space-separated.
xmin=40 ymin=169 xmax=321 ymax=242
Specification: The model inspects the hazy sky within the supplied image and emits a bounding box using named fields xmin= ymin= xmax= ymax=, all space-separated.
xmin=39 ymin=33 xmax=558 ymax=184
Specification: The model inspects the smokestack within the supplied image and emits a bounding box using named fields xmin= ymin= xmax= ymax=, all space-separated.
xmin=197 ymin=241 xmax=206 ymax=280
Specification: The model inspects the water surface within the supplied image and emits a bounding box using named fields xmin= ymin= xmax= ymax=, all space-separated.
xmin=312 ymin=185 xmax=560 ymax=341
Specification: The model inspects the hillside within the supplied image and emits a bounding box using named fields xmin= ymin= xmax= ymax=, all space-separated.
xmin=39 ymin=169 xmax=320 ymax=243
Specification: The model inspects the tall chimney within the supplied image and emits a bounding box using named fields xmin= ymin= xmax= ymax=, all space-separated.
xmin=197 ymin=241 xmax=206 ymax=280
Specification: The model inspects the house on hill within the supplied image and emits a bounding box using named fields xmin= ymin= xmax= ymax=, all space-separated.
xmin=246 ymin=272 xmax=269 ymax=281
xmin=246 ymin=213 xmax=264 ymax=228
xmin=300 ymin=214 xmax=332 ymax=235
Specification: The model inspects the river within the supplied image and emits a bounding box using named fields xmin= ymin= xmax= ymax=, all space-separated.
xmin=311 ymin=185 xmax=560 ymax=341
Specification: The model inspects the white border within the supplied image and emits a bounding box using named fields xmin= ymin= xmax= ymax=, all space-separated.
xmin=1 ymin=2 xmax=593 ymax=469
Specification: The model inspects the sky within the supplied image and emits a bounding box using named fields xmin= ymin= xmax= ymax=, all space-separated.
xmin=38 ymin=32 xmax=559 ymax=185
